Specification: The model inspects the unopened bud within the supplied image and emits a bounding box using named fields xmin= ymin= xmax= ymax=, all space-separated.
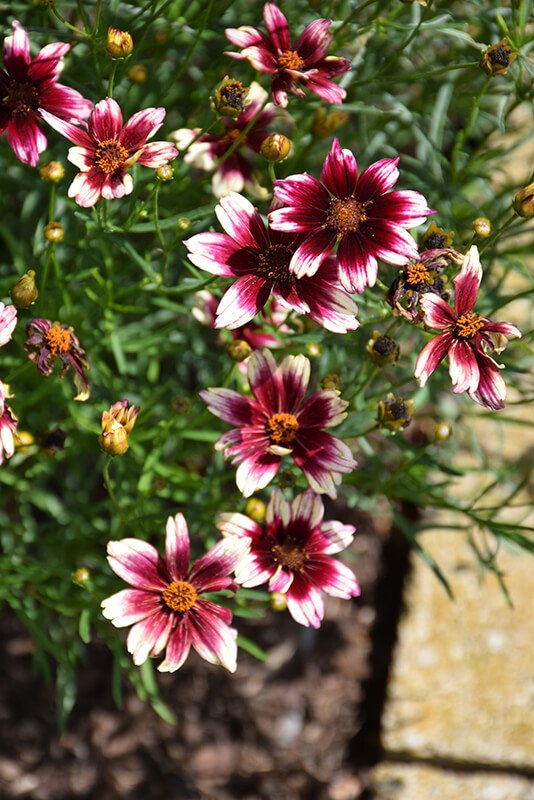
xmin=170 ymin=396 xmax=189 ymax=415
xmin=434 ymin=421 xmax=452 ymax=441
xmin=14 ymin=430 xmax=35 ymax=452
xmin=177 ymin=218 xmax=191 ymax=231
xmin=245 ymin=497 xmax=266 ymax=523
xmin=321 ymin=373 xmax=343 ymax=391
xmin=306 ymin=342 xmax=321 ymax=358
xmin=99 ymin=400 xmax=139 ymax=456
xmin=260 ymin=133 xmax=291 ymax=162
xmin=11 ymin=270 xmax=38 ymax=308
xmin=513 ymin=182 xmax=534 ymax=218
xmin=473 ymin=217 xmax=492 ymax=237
xmin=106 ymin=26 xmax=133 ymax=58
xmin=73 ymin=567 xmax=90 ymax=585
xmin=127 ymin=64 xmax=147 ymax=83
xmin=44 ymin=221 xmax=64 ymax=243
xmin=227 ymin=339 xmax=251 ymax=362
xmin=39 ymin=161 xmax=64 ymax=182
xmin=269 ymin=592 xmax=287 ymax=612
xmin=156 ymin=164 xmax=174 ymax=181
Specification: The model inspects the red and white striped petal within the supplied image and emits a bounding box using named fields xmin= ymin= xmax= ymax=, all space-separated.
xmin=289 ymin=228 xmax=338 ymax=278
xmin=290 ymin=489 xmax=324 ymax=530
xmin=189 ymin=535 xmax=250 ymax=593
xmin=279 ymin=353 xmax=310 ymax=413
xmin=297 ymin=389 xmax=348 ymax=429
xmin=101 ymin=588 xmax=161 ymax=627
xmin=218 ymin=512 xmax=263 ymax=539
xmin=321 ymin=137 xmax=358 ymax=198
xmin=356 ymin=157 xmax=400 ymax=200
xmin=247 ymin=348 xmax=280 ymax=411
xmin=165 ymin=513 xmax=190 ymax=581
xmin=7 ymin=115 xmax=46 ymax=166
xmin=136 ymin=141 xmax=178 ymax=168
xmin=286 ymin=579 xmax=325 ymax=628
xmin=414 ymin=331 xmax=454 ymax=387
xmin=215 ymin=275 xmax=272 ymax=329
xmin=336 ymin=232 xmax=378 ymax=293
xmin=216 ymin=192 xmax=269 ymax=249
xmin=225 ymin=25 xmax=270 ymax=50
xmin=467 ymin=351 xmax=506 ymax=410
xmin=263 ymin=3 xmax=291 ymax=52
xmin=188 ymin=602 xmax=238 ymax=672
xmin=317 ymin=521 xmax=356 ymax=554
xmin=454 ymin=245 xmax=482 ymax=315
xmin=0 ymin=303 xmax=17 ymax=346
xmin=39 ymin=108 xmax=94 ymax=147
xmin=158 ymin=620 xmax=192 ymax=672
xmin=120 ymin=107 xmax=165 ymax=150
xmin=88 ymin=98 xmax=123 ymax=142
xmin=449 ymin=339 xmax=480 ymax=394
xmin=419 ymin=292 xmax=457 ymax=330
xmin=106 ymin=538 xmax=168 ymax=592
xmin=3 ymin=21 xmax=30 ymax=76
xmin=236 ymin=452 xmax=281 ymax=497
xmin=199 ymin=387 xmax=255 ymax=426
xmin=295 ymin=18 xmax=333 ymax=62
xmin=305 ymin=555 xmax=360 ymax=598
xmin=67 ymin=170 xmax=104 ymax=207
xmin=126 ymin=612 xmax=174 ymax=665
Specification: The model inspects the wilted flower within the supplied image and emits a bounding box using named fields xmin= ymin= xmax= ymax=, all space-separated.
xmin=225 ymin=3 xmax=350 ymax=108
xmin=480 ymin=38 xmax=516 ymax=76
xmin=420 ymin=221 xmax=454 ymax=251
xmin=40 ymin=98 xmax=178 ymax=207
xmin=0 ymin=303 xmax=17 ymax=346
xmin=211 ymin=77 xmax=249 ymax=118
xmin=0 ymin=20 xmax=92 ymax=166
xmin=170 ymin=82 xmax=278 ymax=199
xmin=106 ymin=27 xmax=133 ymax=59
xmin=386 ymin=248 xmax=460 ymax=323
xmin=0 ymin=382 xmax=18 ymax=465
xmin=99 ymin=400 xmax=139 ymax=456
xmin=218 ymin=488 xmax=360 ymax=628
xmin=414 ymin=246 xmax=522 ymax=410
xmin=101 ymin=513 xmax=250 ymax=672
xmin=24 ymin=318 xmax=91 ymax=401
xmin=185 ymin=192 xmax=359 ymax=334
xmin=270 ymin=138 xmax=433 ymax=294
xmin=377 ymin=393 xmax=414 ymax=432
xmin=200 ymin=348 xmax=358 ymax=498
xmin=366 ymin=331 xmax=400 ymax=366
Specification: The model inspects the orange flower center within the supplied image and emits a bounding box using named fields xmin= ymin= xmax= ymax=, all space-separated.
xmin=406 ymin=261 xmax=432 ymax=287
xmin=257 ymin=243 xmax=295 ymax=281
xmin=44 ymin=325 xmax=71 ymax=355
xmin=222 ymin=128 xmax=247 ymax=148
xmin=278 ymin=50 xmax=305 ymax=71
xmin=4 ymin=79 xmax=40 ymax=113
xmin=326 ymin=197 xmax=368 ymax=235
xmin=162 ymin=580 xmax=197 ymax=612
xmin=271 ymin=537 xmax=307 ymax=571
xmin=265 ymin=413 xmax=299 ymax=447
xmin=454 ymin=312 xmax=484 ymax=339
xmin=94 ymin=139 xmax=129 ymax=173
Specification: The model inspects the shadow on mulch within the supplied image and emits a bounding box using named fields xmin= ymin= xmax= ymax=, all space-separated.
xmin=0 ymin=506 xmax=412 ymax=800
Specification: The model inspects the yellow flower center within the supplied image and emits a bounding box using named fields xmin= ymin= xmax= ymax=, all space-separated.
xmin=4 ymin=79 xmax=40 ymax=113
xmin=406 ymin=261 xmax=432 ymax=287
xmin=454 ymin=312 xmax=485 ymax=339
xmin=223 ymin=128 xmax=247 ymax=148
xmin=265 ymin=413 xmax=299 ymax=447
xmin=257 ymin=243 xmax=295 ymax=281
xmin=44 ymin=325 xmax=71 ymax=355
xmin=278 ymin=50 xmax=305 ymax=71
xmin=161 ymin=580 xmax=197 ymax=612
xmin=326 ymin=197 xmax=368 ymax=235
xmin=94 ymin=139 xmax=130 ymax=173
xmin=271 ymin=537 xmax=307 ymax=571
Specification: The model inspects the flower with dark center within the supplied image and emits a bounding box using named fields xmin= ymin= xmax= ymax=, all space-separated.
xmin=185 ymin=192 xmax=359 ymax=333
xmin=101 ymin=514 xmax=250 ymax=672
xmin=200 ymin=349 xmax=358 ymax=498
xmin=211 ymin=77 xmax=249 ymax=118
xmin=225 ymin=3 xmax=350 ymax=108
xmin=218 ymin=488 xmax=360 ymax=628
xmin=414 ymin=246 xmax=522 ymax=409
xmin=420 ymin=222 xmax=454 ymax=251
xmin=40 ymin=98 xmax=177 ymax=207
xmin=0 ymin=20 xmax=92 ymax=166
xmin=480 ymin=38 xmax=516 ymax=76
xmin=24 ymin=318 xmax=90 ymax=401
xmin=269 ymin=138 xmax=433 ymax=294
xmin=366 ymin=331 xmax=400 ymax=366
xmin=377 ymin=393 xmax=414 ymax=432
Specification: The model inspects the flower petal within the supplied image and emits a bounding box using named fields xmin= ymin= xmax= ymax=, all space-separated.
xmin=286 ymin=578 xmax=325 ymax=628
xmin=88 ymin=98 xmax=123 ymax=142
xmin=215 ymin=275 xmax=272 ymax=329
xmin=321 ymin=138 xmax=358 ymax=198
xmin=106 ymin=538 xmax=169 ymax=591
xmin=120 ymin=107 xmax=165 ymax=150
xmin=7 ymin=115 xmax=46 ymax=166
xmin=126 ymin=612 xmax=173 ymax=666
xmin=158 ymin=619 xmax=191 ymax=672
xmin=200 ymin=386 xmax=255 ymax=426
xmin=419 ymin=292 xmax=457 ymax=330
xmin=414 ymin=331 xmax=454 ymax=387
xmin=101 ymin=588 xmax=161 ymax=626
xmin=449 ymin=339 xmax=480 ymax=394
xmin=263 ymin=3 xmax=291 ymax=51
xmin=188 ymin=600 xmax=238 ymax=672
xmin=454 ymin=245 xmax=482 ymax=316
xmin=165 ymin=513 xmax=190 ymax=581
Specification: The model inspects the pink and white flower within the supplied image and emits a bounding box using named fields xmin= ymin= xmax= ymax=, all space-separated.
xmin=269 ymin=137 xmax=433 ymax=294
xmin=170 ymin=83 xmax=277 ymax=199
xmin=185 ymin=192 xmax=359 ymax=333
xmin=40 ymin=98 xmax=178 ymax=207
xmin=101 ymin=513 xmax=250 ymax=673
xmin=414 ymin=246 xmax=522 ymax=409
xmin=192 ymin=289 xmax=285 ymax=351
xmin=218 ymin=488 xmax=360 ymax=628
xmin=200 ymin=348 xmax=357 ymax=498
xmin=0 ymin=382 xmax=18 ymax=465
xmin=0 ymin=303 xmax=17 ymax=346
xmin=24 ymin=318 xmax=91 ymax=401
xmin=225 ymin=3 xmax=350 ymax=108
xmin=0 ymin=20 xmax=92 ymax=166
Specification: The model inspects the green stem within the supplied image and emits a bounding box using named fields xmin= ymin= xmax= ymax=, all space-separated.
xmin=107 ymin=61 xmax=119 ymax=98
xmin=450 ymin=77 xmax=491 ymax=180
xmin=153 ymin=182 xmax=165 ymax=250
xmin=48 ymin=184 xmax=56 ymax=223
xmin=168 ymin=0 xmax=215 ymax=89
xmin=180 ymin=118 xmax=218 ymax=159
xmin=102 ymin=455 xmax=126 ymax=520
xmin=49 ymin=5 xmax=91 ymax=37
xmin=211 ymin=100 xmax=269 ymax=173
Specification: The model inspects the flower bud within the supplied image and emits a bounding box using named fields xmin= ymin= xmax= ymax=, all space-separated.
xmin=156 ymin=164 xmax=174 ymax=181
xmin=39 ymin=161 xmax=64 ymax=182
xmin=260 ymin=133 xmax=291 ymax=162
xmin=278 ymin=468 xmax=296 ymax=488
xmin=177 ymin=218 xmax=191 ymax=231
xmin=312 ymin=107 xmax=349 ymax=139
xmin=106 ymin=26 xmax=133 ymax=58
xmin=480 ymin=38 xmax=516 ymax=76
xmin=366 ymin=331 xmax=400 ymax=366
xmin=472 ymin=217 xmax=492 ymax=237
xmin=127 ymin=64 xmax=147 ymax=83
xmin=211 ymin=77 xmax=249 ymax=118
xmin=269 ymin=592 xmax=288 ymax=612
xmin=306 ymin=342 xmax=321 ymax=358
xmin=170 ymin=396 xmax=190 ymax=415
xmin=99 ymin=400 xmax=139 ymax=456
xmin=11 ymin=270 xmax=38 ymax=308
xmin=73 ymin=567 xmax=90 ymax=585
xmin=321 ymin=373 xmax=343 ymax=391
xmin=434 ymin=422 xmax=452 ymax=441
xmin=245 ymin=497 xmax=266 ymax=523
xmin=14 ymin=430 xmax=35 ymax=452
xmin=227 ymin=339 xmax=251 ymax=362
xmin=513 ymin=182 xmax=534 ymax=218
xmin=377 ymin=393 xmax=414 ymax=432
xmin=44 ymin=221 xmax=64 ymax=243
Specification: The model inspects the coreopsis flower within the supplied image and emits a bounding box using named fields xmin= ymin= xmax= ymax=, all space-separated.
xmin=269 ymin=138 xmax=433 ymax=294
xmin=218 ymin=488 xmax=360 ymax=628
xmin=0 ymin=302 xmax=17 ymax=346
xmin=225 ymin=3 xmax=350 ymax=108
xmin=377 ymin=393 xmax=414 ymax=432
xmin=0 ymin=382 xmax=18 ymax=465
xmin=169 ymin=82 xmax=279 ymax=199
xmin=414 ymin=246 xmax=522 ymax=410
xmin=24 ymin=318 xmax=90 ymax=401
xmin=99 ymin=400 xmax=140 ymax=456
xmin=420 ymin=221 xmax=454 ymax=251
xmin=386 ymin=247 xmax=461 ymax=323
xmin=184 ymin=192 xmax=359 ymax=334
xmin=480 ymin=38 xmax=516 ymax=77
xmin=366 ymin=331 xmax=400 ymax=366
xmin=192 ymin=289 xmax=284 ymax=351
xmin=0 ymin=20 xmax=92 ymax=166
xmin=101 ymin=513 xmax=250 ymax=672
xmin=40 ymin=98 xmax=178 ymax=207
xmin=211 ymin=76 xmax=249 ymax=118
xmin=200 ymin=348 xmax=357 ymax=498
